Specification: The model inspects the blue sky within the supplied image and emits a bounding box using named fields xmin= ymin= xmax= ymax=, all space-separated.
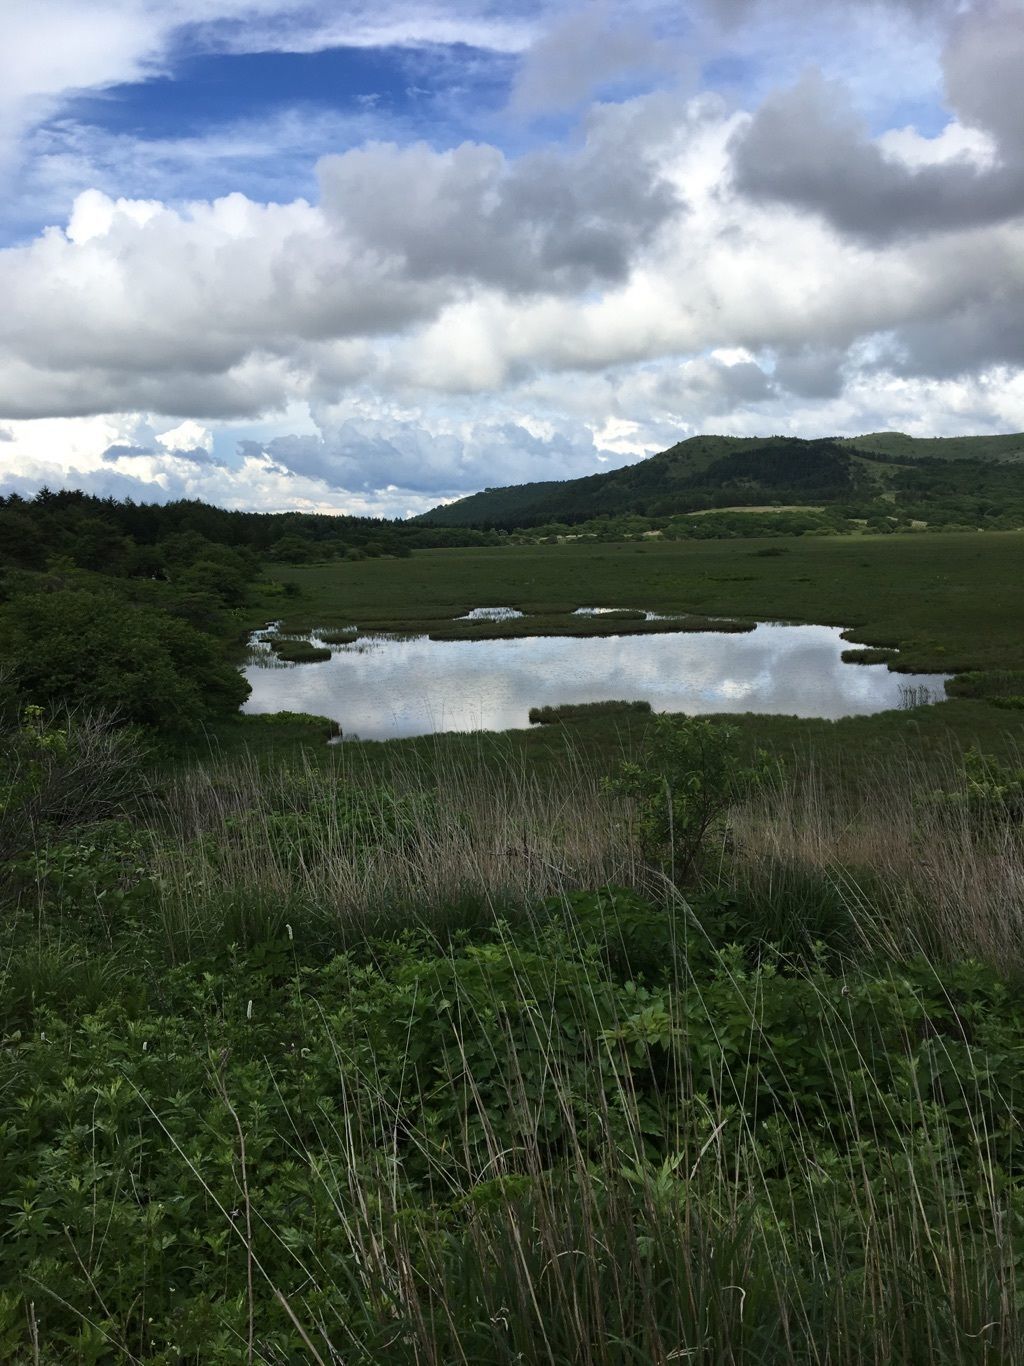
xmin=0 ymin=0 xmax=1021 ymax=515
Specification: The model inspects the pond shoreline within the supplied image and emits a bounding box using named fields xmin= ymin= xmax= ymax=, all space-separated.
xmin=243 ymin=617 xmax=952 ymax=742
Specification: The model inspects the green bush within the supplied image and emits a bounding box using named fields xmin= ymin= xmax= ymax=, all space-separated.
xmin=0 ymin=589 xmax=249 ymax=728
xmin=1 ymin=910 xmax=1022 ymax=1360
xmin=928 ymin=748 xmax=1024 ymax=828
xmin=605 ymin=716 xmax=770 ymax=882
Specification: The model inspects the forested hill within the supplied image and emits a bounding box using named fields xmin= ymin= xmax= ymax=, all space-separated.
xmin=417 ymin=432 xmax=1024 ymax=529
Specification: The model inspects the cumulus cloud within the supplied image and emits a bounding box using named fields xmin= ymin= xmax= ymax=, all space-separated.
xmin=731 ymin=2 xmax=1024 ymax=242
xmin=0 ymin=97 xmax=682 ymax=421
xmin=317 ymin=133 xmax=677 ymax=295
xmin=252 ymin=412 xmax=605 ymax=494
xmin=732 ymin=71 xmax=1024 ymax=242
xmin=510 ymin=3 xmax=677 ymax=114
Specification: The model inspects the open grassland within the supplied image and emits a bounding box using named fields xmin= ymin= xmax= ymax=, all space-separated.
xmin=261 ymin=529 xmax=1024 ymax=674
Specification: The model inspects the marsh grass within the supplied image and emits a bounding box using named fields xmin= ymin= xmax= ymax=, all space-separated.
xmin=529 ymin=699 xmax=653 ymax=724
xmin=257 ymin=530 xmax=1024 ymax=674
xmin=5 ymin=727 xmax=1024 ymax=1361
xmin=151 ymin=743 xmax=644 ymax=956
xmin=733 ymin=746 xmax=1024 ymax=972
xmin=267 ymin=637 xmax=332 ymax=663
xmin=840 ymin=646 xmax=896 ymax=664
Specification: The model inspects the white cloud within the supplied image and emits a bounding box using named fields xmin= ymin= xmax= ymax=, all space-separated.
xmin=155 ymin=418 xmax=215 ymax=453
xmin=1 ymin=1 xmax=1022 ymax=514
xmin=877 ymin=120 xmax=997 ymax=171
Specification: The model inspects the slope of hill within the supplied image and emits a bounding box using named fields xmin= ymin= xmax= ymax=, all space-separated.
xmin=417 ymin=432 xmax=1024 ymax=529
xmin=838 ymin=432 xmax=1024 ymax=463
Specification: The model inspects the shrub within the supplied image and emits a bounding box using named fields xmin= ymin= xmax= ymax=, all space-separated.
xmin=0 ymin=588 xmax=250 ymax=728
xmin=928 ymin=747 xmax=1024 ymax=829
xmin=605 ymin=716 xmax=770 ymax=883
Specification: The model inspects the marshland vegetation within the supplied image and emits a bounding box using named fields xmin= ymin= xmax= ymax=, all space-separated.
xmin=2 ymin=484 xmax=1024 ymax=1360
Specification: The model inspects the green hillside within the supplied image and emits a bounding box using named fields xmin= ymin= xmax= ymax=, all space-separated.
xmin=418 ymin=431 xmax=1024 ymax=529
xmin=839 ymin=431 xmax=1024 ymax=463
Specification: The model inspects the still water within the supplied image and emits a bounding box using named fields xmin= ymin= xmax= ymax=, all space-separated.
xmin=243 ymin=619 xmax=950 ymax=741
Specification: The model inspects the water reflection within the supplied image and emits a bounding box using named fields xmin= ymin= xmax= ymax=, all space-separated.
xmin=242 ymin=622 xmax=951 ymax=741
xmin=458 ymin=606 xmax=525 ymax=621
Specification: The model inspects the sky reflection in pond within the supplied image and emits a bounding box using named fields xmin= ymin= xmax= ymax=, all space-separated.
xmin=243 ymin=622 xmax=951 ymax=741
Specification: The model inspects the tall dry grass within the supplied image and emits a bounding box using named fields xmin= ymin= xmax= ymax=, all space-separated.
xmin=149 ymin=738 xmax=1024 ymax=973
xmin=152 ymin=744 xmax=644 ymax=951
xmin=734 ymin=748 xmax=1024 ymax=971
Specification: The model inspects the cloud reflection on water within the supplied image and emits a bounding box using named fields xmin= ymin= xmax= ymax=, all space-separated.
xmin=243 ymin=622 xmax=951 ymax=741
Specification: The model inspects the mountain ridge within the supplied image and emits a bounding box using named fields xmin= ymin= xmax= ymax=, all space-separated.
xmin=416 ymin=431 xmax=1024 ymax=529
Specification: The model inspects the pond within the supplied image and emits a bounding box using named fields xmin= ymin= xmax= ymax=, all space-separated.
xmin=242 ymin=616 xmax=951 ymax=741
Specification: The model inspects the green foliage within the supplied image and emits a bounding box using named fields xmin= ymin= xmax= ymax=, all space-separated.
xmin=606 ymin=715 xmax=770 ymax=881
xmin=1 ymin=901 xmax=1023 ymax=1360
xmin=235 ymin=709 xmax=341 ymax=736
xmin=929 ymin=748 xmax=1024 ymax=828
xmin=0 ymin=706 xmax=149 ymax=861
xmin=225 ymin=772 xmax=441 ymax=874
xmin=16 ymin=820 xmax=160 ymax=934
xmin=0 ymin=589 xmax=249 ymax=728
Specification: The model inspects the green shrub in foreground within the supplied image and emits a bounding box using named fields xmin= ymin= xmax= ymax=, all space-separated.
xmin=606 ymin=715 xmax=771 ymax=881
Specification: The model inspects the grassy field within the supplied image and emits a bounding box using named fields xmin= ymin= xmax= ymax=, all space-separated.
xmin=200 ymin=696 xmax=1024 ymax=792
xmin=212 ymin=529 xmax=1024 ymax=777
xmin=260 ymin=530 xmax=1024 ymax=674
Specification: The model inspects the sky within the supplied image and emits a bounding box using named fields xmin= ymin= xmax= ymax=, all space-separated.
xmin=0 ymin=0 xmax=1022 ymax=517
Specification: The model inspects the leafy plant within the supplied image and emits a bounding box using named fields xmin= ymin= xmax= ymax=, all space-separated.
xmin=928 ymin=747 xmax=1024 ymax=830
xmin=605 ymin=715 xmax=770 ymax=882
xmin=0 ymin=706 xmax=149 ymax=862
